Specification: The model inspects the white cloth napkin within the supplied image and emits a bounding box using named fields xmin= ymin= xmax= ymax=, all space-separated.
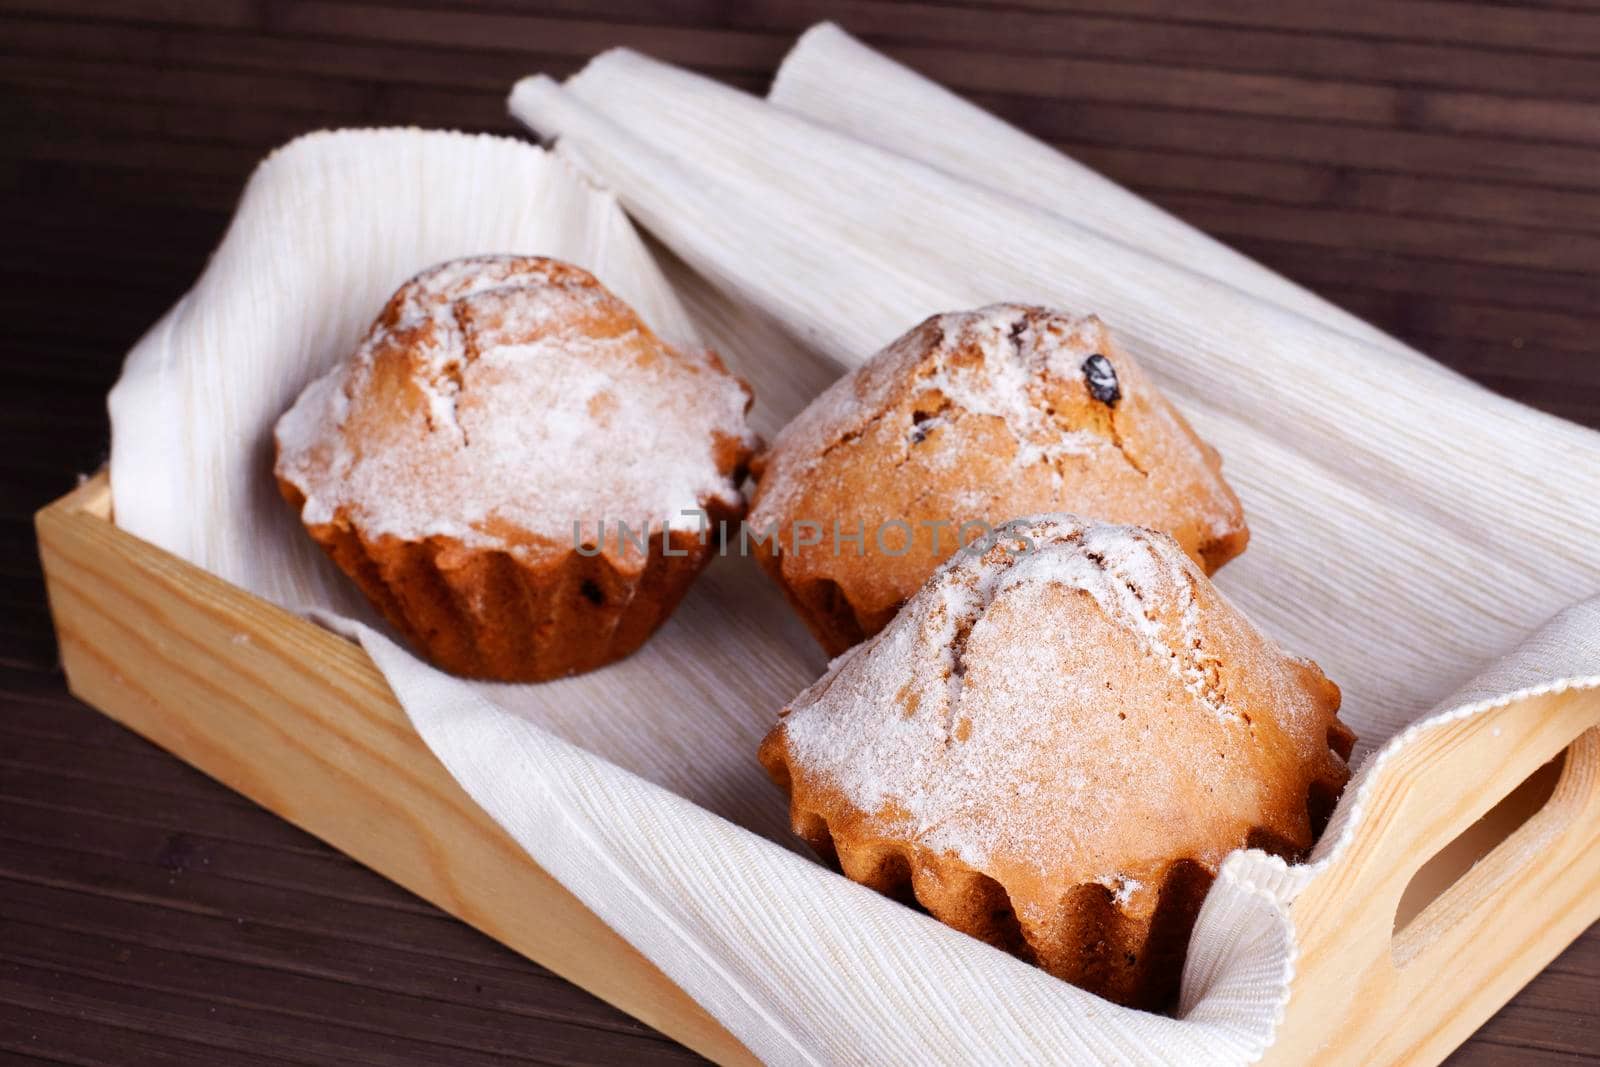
xmin=109 ymin=30 xmax=1600 ymax=1067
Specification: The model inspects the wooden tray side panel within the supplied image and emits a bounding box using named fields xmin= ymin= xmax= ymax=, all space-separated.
xmin=34 ymin=474 xmax=755 ymax=1067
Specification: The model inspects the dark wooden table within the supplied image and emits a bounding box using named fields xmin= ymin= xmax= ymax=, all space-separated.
xmin=4 ymin=2 xmax=1598 ymax=1063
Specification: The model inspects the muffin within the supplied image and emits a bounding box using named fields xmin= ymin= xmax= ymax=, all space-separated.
xmin=274 ymin=255 xmax=756 ymax=681
xmin=748 ymin=304 xmax=1246 ymax=655
xmin=758 ymin=515 xmax=1353 ymax=1009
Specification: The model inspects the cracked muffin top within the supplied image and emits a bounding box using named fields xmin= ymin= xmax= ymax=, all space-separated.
xmin=758 ymin=514 xmax=1352 ymax=1006
xmin=276 ymin=255 xmax=755 ymax=570
xmin=747 ymin=304 xmax=1248 ymax=655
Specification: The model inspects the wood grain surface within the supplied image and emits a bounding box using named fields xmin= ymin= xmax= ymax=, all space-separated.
xmin=2 ymin=2 xmax=1597 ymax=1064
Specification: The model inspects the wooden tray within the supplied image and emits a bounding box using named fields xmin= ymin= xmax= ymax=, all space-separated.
xmin=36 ymin=471 xmax=1600 ymax=1066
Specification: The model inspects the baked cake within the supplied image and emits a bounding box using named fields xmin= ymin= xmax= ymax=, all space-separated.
xmin=274 ymin=255 xmax=756 ymax=681
xmin=748 ymin=305 xmax=1247 ymax=655
xmin=758 ymin=515 xmax=1353 ymax=1008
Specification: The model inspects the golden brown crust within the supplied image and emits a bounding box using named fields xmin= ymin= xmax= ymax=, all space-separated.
xmin=749 ymin=305 xmax=1248 ymax=656
xmin=274 ymin=255 xmax=755 ymax=681
xmin=759 ymin=516 xmax=1351 ymax=1009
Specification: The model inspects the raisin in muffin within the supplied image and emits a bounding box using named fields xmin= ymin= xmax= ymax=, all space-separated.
xmin=748 ymin=305 xmax=1246 ymax=655
xmin=275 ymin=255 xmax=756 ymax=681
xmin=759 ymin=515 xmax=1353 ymax=1009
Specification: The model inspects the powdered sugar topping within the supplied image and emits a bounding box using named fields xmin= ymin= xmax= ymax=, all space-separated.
xmin=774 ymin=515 xmax=1336 ymax=896
xmin=276 ymin=256 xmax=754 ymax=561
xmin=750 ymin=305 xmax=1126 ymax=528
xmin=910 ymin=306 xmax=1107 ymax=469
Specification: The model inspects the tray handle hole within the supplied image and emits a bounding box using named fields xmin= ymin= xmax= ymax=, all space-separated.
xmin=1391 ymin=741 xmax=1579 ymax=965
